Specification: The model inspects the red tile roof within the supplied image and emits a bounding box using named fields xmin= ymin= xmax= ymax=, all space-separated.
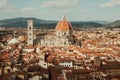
xmin=55 ymin=16 xmax=73 ymax=31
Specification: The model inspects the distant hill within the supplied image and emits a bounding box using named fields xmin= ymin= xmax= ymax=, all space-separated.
xmin=0 ymin=17 xmax=103 ymax=28
xmin=71 ymin=21 xmax=103 ymax=28
xmin=0 ymin=17 xmax=57 ymax=28
xmin=92 ymin=20 xmax=110 ymax=25
xmin=103 ymin=20 xmax=120 ymax=28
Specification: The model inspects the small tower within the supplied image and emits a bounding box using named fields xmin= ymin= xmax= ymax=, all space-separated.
xmin=27 ymin=20 xmax=34 ymax=45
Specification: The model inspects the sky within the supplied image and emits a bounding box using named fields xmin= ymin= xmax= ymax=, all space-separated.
xmin=0 ymin=0 xmax=120 ymax=21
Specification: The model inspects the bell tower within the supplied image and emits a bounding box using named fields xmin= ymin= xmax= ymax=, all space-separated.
xmin=27 ymin=20 xmax=33 ymax=45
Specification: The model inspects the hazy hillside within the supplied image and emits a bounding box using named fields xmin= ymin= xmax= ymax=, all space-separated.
xmin=92 ymin=20 xmax=110 ymax=25
xmin=71 ymin=21 xmax=103 ymax=28
xmin=0 ymin=17 xmax=103 ymax=28
xmin=103 ymin=20 xmax=120 ymax=28
xmin=0 ymin=17 xmax=57 ymax=28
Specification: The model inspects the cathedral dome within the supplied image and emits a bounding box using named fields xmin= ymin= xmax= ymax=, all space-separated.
xmin=55 ymin=16 xmax=73 ymax=31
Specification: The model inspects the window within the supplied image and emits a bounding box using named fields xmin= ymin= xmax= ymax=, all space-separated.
xmin=64 ymin=33 xmax=66 ymax=35
xmin=29 ymin=26 xmax=31 ymax=30
xmin=64 ymin=42 xmax=66 ymax=44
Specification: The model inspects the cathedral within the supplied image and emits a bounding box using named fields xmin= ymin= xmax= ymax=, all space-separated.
xmin=27 ymin=16 xmax=74 ymax=47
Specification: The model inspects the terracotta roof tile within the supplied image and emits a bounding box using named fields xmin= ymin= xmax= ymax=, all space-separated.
xmin=55 ymin=16 xmax=73 ymax=31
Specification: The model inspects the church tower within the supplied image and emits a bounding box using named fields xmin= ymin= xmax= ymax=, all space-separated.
xmin=27 ymin=20 xmax=34 ymax=45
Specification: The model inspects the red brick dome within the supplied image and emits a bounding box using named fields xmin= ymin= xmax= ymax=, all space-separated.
xmin=55 ymin=16 xmax=73 ymax=31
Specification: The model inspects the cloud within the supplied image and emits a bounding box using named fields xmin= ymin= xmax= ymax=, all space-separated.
xmin=0 ymin=0 xmax=17 ymax=12
xmin=78 ymin=9 xmax=86 ymax=14
xmin=0 ymin=0 xmax=36 ymax=14
xmin=41 ymin=0 xmax=80 ymax=14
xmin=21 ymin=7 xmax=36 ymax=12
xmin=101 ymin=0 xmax=120 ymax=7
xmin=41 ymin=0 xmax=79 ymax=8
xmin=0 ymin=0 xmax=7 ymax=8
xmin=60 ymin=9 xmax=71 ymax=14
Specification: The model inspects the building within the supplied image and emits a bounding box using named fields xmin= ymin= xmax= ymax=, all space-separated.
xmin=40 ymin=16 xmax=73 ymax=47
xmin=27 ymin=20 xmax=34 ymax=45
xmin=59 ymin=59 xmax=73 ymax=68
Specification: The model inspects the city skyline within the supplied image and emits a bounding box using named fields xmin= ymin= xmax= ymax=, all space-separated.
xmin=0 ymin=0 xmax=120 ymax=21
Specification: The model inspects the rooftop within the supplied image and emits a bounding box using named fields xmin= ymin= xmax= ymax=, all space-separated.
xmin=55 ymin=16 xmax=73 ymax=31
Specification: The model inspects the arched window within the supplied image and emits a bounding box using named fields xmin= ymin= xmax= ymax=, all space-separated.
xmin=64 ymin=33 xmax=66 ymax=35
xmin=29 ymin=26 xmax=31 ymax=30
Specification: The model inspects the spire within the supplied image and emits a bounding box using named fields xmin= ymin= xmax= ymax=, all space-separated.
xmin=62 ymin=15 xmax=66 ymax=20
